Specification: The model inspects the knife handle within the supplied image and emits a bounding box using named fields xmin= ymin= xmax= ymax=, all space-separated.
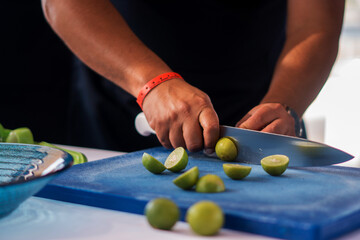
xmin=135 ymin=112 xmax=156 ymax=136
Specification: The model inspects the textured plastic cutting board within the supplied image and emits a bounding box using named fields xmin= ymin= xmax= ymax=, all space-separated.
xmin=36 ymin=147 xmax=360 ymax=240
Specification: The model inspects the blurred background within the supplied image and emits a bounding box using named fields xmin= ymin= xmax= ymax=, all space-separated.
xmin=304 ymin=0 xmax=360 ymax=157
xmin=1 ymin=1 xmax=359 ymax=156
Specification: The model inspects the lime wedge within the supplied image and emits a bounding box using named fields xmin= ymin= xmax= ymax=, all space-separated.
xmin=2 ymin=129 xmax=11 ymax=142
xmin=145 ymin=198 xmax=180 ymax=230
xmin=186 ymin=201 xmax=224 ymax=236
xmin=6 ymin=127 xmax=34 ymax=144
xmin=173 ymin=166 xmax=199 ymax=190
xmin=164 ymin=147 xmax=188 ymax=173
xmin=223 ymin=164 xmax=251 ymax=180
xmin=215 ymin=137 xmax=237 ymax=161
xmin=0 ymin=123 xmax=4 ymax=142
xmin=142 ymin=153 xmax=166 ymax=174
xmin=39 ymin=141 xmax=88 ymax=165
xmin=261 ymin=154 xmax=289 ymax=176
xmin=195 ymin=174 xmax=225 ymax=193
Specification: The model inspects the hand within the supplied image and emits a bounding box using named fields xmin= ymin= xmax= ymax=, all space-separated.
xmin=235 ymin=103 xmax=296 ymax=136
xmin=142 ymin=79 xmax=219 ymax=152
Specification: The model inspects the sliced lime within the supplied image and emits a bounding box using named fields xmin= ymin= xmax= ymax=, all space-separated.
xmin=215 ymin=137 xmax=237 ymax=161
xmin=0 ymin=123 xmax=4 ymax=142
xmin=141 ymin=153 xmax=166 ymax=174
xmin=196 ymin=174 xmax=225 ymax=193
xmin=261 ymin=154 xmax=289 ymax=176
xmin=39 ymin=141 xmax=88 ymax=165
xmin=295 ymin=141 xmax=325 ymax=156
xmin=164 ymin=147 xmax=188 ymax=173
xmin=173 ymin=166 xmax=199 ymax=190
xmin=223 ymin=164 xmax=251 ymax=180
xmin=145 ymin=198 xmax=180 ymax=230
xmin=186 ymin=201 xmax=224 ymax=236
xmin=6 ymin=127 xmax=34 ymax=144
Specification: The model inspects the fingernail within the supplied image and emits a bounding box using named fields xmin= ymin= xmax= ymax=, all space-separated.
xmin=204 ymin=148 xmax=214 ymax=155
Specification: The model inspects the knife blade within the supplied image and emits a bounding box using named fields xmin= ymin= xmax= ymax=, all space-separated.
xmin=220 ymin=125 xmax=353 ymax=167
xmin=135 ymin=112 xmax=354 ymax=166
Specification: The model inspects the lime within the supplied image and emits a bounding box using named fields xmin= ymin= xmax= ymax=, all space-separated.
xmin=223 ymin=164 xmax=251 ymax=180
xmin=186 ymin=201 xmax=224 ymax=236
xmin=2 ymin=129 xmax=11 ymax=142
xmin=39 ymin=141 xmax=88 ymax=165
xmin=261 ymin=154 xmax=289 ymax=176
xmin=196 ymin=174 xmax=225 ymax=193
xmin=295 ymin=141 xmax=325 ymax=156
xmin=173 ymin=166 xmax=199 ymax=190
xmin=215 ymin=137 xmax=237 ymax=161
xmin=6 ymin=127 xmax=34 ymax=144
xmin=141 ymin=153 xmax=166 ymax=174
xmin=145 ymin=198 xmax=180 ymax=230
xmin=0 ymin=123 xmax=4 ymax=142
xmin=164 ymin=147 xmax=188 ymax=173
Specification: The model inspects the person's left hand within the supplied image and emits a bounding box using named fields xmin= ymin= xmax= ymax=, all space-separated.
xmin=235 ymin=103 xmax=296 ymax=136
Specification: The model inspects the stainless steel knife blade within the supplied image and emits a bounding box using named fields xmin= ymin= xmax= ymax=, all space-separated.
xmin=220 ymin=125 xmax=354 ymax=167
xmin=134 ymin=112 xmax=354 ymax=166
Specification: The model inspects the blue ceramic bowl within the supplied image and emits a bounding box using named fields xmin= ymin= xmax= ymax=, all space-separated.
xmin=0 ymin=143 xmax=73 ymax=218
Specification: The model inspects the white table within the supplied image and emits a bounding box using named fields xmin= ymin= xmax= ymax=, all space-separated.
xmin=1 ymin=146 xmax=360 ymax=240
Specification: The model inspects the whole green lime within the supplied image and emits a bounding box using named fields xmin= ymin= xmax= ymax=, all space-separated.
xmin=215 ymin=137 xmax=238 ymax=161
xmin=186 ymin=201 xmax=224 ymax=236
xmin=145 ymin=198 xmax=180 ymax=230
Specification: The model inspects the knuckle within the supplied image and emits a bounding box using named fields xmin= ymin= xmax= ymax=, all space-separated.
xmin=273 ymin=103 xmax=284 ymax=111
xmin=178 ymin=102 xmax=191 ymax=115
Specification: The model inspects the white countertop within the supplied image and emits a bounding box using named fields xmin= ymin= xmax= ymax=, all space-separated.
xmin=1 ymin=145 xmax=360 ymax=240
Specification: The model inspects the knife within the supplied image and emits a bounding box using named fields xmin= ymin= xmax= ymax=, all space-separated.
xmin=135 ymin=112 xmax=354 ymax=166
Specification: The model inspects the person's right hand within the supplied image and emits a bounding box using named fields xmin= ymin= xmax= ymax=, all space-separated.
xmin=142 ymin=78 xmax=219 ymax=153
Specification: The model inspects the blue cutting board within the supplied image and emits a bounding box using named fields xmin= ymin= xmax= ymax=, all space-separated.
xmin=36 ymin=147 xmax=360 ymax=239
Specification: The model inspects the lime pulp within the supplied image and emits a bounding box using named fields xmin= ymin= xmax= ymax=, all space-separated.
xmin=164 ymin=147 xmax=188 ymax=172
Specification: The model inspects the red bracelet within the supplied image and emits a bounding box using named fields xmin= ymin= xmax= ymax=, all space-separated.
xmin=136 ymin=72 xmax=183 ymax=109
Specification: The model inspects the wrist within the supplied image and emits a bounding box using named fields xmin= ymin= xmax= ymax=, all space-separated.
xmin=136 ymin=72 xmax=184 ymax=110
xmin=282 ymin=104 xmax=304 ymax=138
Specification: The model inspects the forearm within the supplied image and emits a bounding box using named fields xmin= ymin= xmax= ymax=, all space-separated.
xmin=261 ymin=0 xmax=344 ymax=117
xmin=261 ymin=32 xmax=340 ymax=117
xmin=42 ymin=0 xmax=171 ymax=97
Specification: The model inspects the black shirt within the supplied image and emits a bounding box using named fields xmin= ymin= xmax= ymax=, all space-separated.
xmin=68 ymin=0 xmax=287 ymax=151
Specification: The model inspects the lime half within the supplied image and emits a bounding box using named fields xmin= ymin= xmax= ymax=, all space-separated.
xmin=261 ymin=154 xmax=289 ymax=176
xmin=145 ymin=198 xmax=180 ymax=230
xmin=196 ymin=174 xmax=225 ymax=193
xmin=215 ymin=137 xmax=238 ymax=161
xmin=6 ymin=127 xmax=34 ymax=144
xmin=173 ymin=166 xmax=199 ymax=190
xmin=142 ymin=153 xmax=166 ymax=174
xmin=164 ymin=147 xmax=188 ymax=173
xmin=223 ymin=164 xmax=251 ymax=180
xmin=186 ymin=201 xmax=224 ymax=236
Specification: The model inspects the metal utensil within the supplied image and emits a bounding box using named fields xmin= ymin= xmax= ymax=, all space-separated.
xmin=135 ymin=112 xmax=353 ymax=166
